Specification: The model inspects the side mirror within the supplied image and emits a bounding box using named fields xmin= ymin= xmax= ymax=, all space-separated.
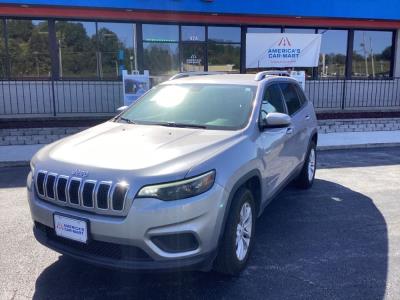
xmin=259 ymin=112 xmax=291 ymax=129
xmin=116 ymin=106 xmax=128 ymax=113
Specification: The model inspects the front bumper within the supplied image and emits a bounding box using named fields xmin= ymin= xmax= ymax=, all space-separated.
xmin=27 ymin=172 xmax=228 ymax=271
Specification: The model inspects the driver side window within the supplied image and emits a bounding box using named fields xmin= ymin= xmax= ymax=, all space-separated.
xmin=261 ymin=84 xmax=286 ymax=118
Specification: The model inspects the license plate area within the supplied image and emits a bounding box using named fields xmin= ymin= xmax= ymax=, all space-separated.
xmin=54 ymin=214 xmax=88 ymax=244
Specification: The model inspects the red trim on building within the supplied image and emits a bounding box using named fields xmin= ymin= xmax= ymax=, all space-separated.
xmin=0 ymin=4 xmax=399 ymax=29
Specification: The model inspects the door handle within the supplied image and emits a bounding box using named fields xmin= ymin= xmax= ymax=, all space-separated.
xmin=286 ymin=127 xmax=293 ymax=134
xmin=305 ymin=115 xmax=310 ymax=120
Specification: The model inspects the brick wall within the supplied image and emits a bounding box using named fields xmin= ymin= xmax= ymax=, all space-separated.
xmin=0 ymin=127 xmax=85 ymax=146
xmin=0 ymin=118 xmax=399 ymax=146
xmin=318 ymin=118 xmax=400 ymax=133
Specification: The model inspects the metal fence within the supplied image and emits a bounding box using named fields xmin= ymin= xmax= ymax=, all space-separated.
xmin=0 ymin=79 xmax=123 ymax=118
xmin=0 ymin=78 xmax=399 ymax=118
xmin=305 ymin=78 xmax=400 ymax=111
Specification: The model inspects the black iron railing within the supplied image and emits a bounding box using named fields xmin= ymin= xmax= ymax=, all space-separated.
xmin=0 ymin=79 xmax=123 ymax=117
xmin=305 ymin=78 xmax=400 ymax=111
xmin=0 ymin=78 xmax=399 ymax=117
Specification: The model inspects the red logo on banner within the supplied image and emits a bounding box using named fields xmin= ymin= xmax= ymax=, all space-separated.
xmin=278 ymin=37 xmax=292 ymax=47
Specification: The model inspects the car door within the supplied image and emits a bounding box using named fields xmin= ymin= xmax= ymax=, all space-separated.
xmin=257 ymin=83 xmax=293 ymax=201
xmin=279 ymin=82 xmax=309 ymax=175
xmin=293 ymin=83 xmax=315 ymax=162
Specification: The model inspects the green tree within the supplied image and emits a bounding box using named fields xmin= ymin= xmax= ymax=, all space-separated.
xmin=56 ymin=21 xmax=97 ymax=77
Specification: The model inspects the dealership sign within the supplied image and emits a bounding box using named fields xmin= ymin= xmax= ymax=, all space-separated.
xmin=246 ymin=33 xmax=322 ymax=68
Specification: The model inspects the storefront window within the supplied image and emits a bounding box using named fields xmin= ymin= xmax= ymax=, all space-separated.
xmin=181 ymin=26 xmax=205 ymax=42
xmin=55 ymin=21 xmax=97 ymax=78
xmin=352 ymin=30 xmax=393 ymax=78
xmin=143 ymin=43 xmax=179 ymax=76
xmin=143 ymin=24 xmax=179 ymax=79
xmin=208 ymin=26 xmax=240 ymax=73
xmin=208 ymin=26 xmax=240 ymax=43
xmin=208 ymin=43 xmax=240 ymax=72
xmin=318 ymin=29 xmax=347 ymax=78
xmin=143 ymin=24 xmax=178 ymax=42
xmin=7 ymin=19 xmax=51 ymax=78
xmin=97 ymin=23 xmax=136 ymax=78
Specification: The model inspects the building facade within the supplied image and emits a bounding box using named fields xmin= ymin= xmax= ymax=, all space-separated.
xmin=0 ymin=0 xmax=400 ymax=119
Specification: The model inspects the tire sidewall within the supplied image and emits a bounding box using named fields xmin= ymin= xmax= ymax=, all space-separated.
xmin=215 ymin=188 xmax=256 ymax=275
xmin=306 ymin=142 xmax=317 ymax=184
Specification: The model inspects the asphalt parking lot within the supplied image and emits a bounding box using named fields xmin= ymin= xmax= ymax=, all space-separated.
xmin=0 ymin=147 xmax=400 ymax=300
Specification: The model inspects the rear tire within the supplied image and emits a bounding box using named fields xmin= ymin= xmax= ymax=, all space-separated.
xmin=295 ymin=141 xmax=317 ymax=189
xmin=214 ymin=188 xmax=256 ymax=276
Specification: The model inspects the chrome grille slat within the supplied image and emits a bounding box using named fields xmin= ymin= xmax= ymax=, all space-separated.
xmin=34 ymin=170 xmax=129 ymax=215
xmin=36 ymin=171 xmax=47 ymax=197
xmin=96 ymin=181 xmax=112 ymax=210
xmin=45 ymin=173 xmax=57 ymax=200
xmin=81 ymin=180 xmax=96 ymax=208
xmin=111 ymin=183 xmax=129 ymax=211
xmin=55 ymin=175 xmax=69 ymax=202
xmin=68 ymin=178 xmax=82 ymax=205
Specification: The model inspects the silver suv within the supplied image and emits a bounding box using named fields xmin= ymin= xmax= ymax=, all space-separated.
xmin=27 ymin=72 xmax=318 ymax=275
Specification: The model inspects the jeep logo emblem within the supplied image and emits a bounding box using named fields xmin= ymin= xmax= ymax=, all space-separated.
xmin=72 ymin=169 xmax=89 ymax=178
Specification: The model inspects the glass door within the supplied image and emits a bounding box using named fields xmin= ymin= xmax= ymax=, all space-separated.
xmin=180 ymin=26 xmax=206 ymax=72
xmin=181 ymin=43 xmax=205 ymax=72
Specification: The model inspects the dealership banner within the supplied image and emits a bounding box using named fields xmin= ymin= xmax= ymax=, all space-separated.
xmin=246 ymin=33 xmax=322 ymax=68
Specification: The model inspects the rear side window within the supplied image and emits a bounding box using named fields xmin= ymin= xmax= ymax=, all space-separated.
xmin=294 ymin=84 xmax=307 ymax=105
xmin=280 ymin=83 xmax=302 ymax=115
xmin=261 ymin=84 xmax=286 ymax=116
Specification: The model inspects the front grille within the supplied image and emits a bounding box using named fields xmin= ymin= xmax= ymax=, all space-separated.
xmin=35 ymin=170 xmax=129 ymax=215
xmin=35 ymin=222 xmax=151 ymax=261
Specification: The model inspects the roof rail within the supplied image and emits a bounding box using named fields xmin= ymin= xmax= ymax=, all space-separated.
xmin=254 ymin=70 xmax=290 ymax=81
xmin=169 ymin=71 xmax=225 ymax=81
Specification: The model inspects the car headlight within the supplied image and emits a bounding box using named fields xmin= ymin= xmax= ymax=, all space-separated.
xmin=137 ymin=170 xmax=215 ymax=201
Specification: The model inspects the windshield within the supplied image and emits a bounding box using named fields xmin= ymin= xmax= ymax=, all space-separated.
xmin=118 ymin=84 xmax=257 ymax=130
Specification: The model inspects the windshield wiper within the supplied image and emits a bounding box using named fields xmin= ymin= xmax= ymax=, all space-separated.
xmin=156 ymin=122 xmax=207 ymax=129
xmin=118 ymin=117 xmax=136 ymax=124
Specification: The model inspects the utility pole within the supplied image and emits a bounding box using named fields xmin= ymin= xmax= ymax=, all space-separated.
xmin=369 ymin=37 xmax=375 ymax=77
xmin=361 ymin=32 xmax=369 ymax=77
xmin=58 ymin=39 xmax=63 ymax=77
xmin=133 ymin=24 xmax=138 ymax=71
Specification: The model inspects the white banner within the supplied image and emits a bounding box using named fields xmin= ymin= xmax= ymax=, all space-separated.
xmin=246 ymin=33 xmax=322 ymax=68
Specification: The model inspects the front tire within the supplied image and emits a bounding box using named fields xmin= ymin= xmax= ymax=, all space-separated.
xmin=295 ymin=141 xmax=317 ymax=189
xmin=214 ymin=188 xmax=256 ymax=275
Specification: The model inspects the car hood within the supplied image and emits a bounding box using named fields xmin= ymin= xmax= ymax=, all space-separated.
xmin=34 ymin=121 xmax=241 ymax=177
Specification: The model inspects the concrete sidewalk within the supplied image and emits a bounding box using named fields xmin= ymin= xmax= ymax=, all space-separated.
xmin=0 ymin=130 xmax=400 ymax=166
xmin=318 ymin=130 xmax=400 ymax=150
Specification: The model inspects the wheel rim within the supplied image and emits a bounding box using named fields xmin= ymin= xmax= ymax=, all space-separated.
xmin=308 ymin=148 xmax=316 ymax=182
xmin=235 ymin=202 xmax=252 ymax=261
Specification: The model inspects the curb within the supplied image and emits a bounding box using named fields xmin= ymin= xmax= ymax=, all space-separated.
xmin=0 ymin=161 xmax=30 ymax=168
xmin=317 ymin=142 xmax=400 ymax=151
